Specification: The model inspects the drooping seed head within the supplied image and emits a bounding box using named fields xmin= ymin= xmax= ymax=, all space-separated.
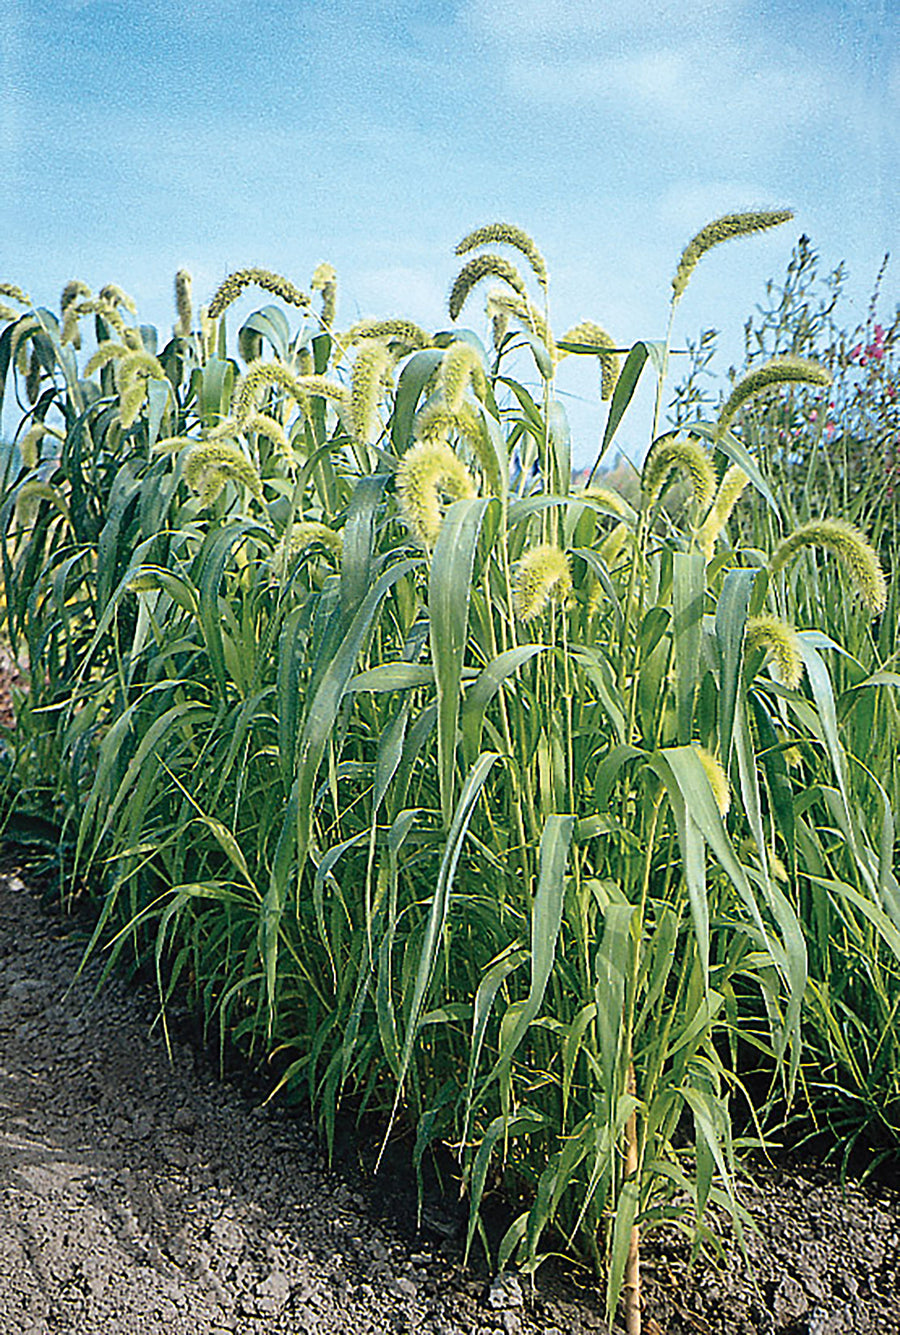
xmin=672 ymin=209 xmax=794 ymax=303
xmin=415 ymin=402 xmax=501 ymax=496
xmin=174 ymin=269 xmax=193 ymax=337
xmin=581 ymin=485 xmax=630 ymax=519
xmin=449 ymin=255 xmax=527 ymax=321
xmin=99 ymin=284 xmax=137 ymax=314
xmin=274 ymin=521 xmax=343 ymax=577
xmin=207 ymin=267 xmax=310 ymax=319
xmin=184 ymin=442 xmax=265 ymax=507
xmin=341 ymin=319 xmax=431 ymax=353
xmin=85 ymin=341 xmax=130 ymax=377
xmin=744 ymin=614 xmax=804 ymax=689
xmin=440 ymin=341 xmax=488 ymax=411
xmin=642 ymin=434 xmax=716 ymax=512
xmin=693 ymin=745 xmax=731 ymax=817
xmin=350 ymin=340 xmax=394 ymax=443
xmin=696 ymin=464 xmax=750 ymax=559
xmin=560 ymin=321 xmax=621 ymax=400
xmin=484 ymin=288 xmax=556 ymax=362
xmin=716 ymin=356 xmax=831 ymax=438
xmin=770 ymin=517 xmax=887 ymax=614
xmin=395 ymin=440 xmax=477 ymax=547
xmin=25 ymin=351 xmax=41 ymax=406
xmin=60 ymin=280 xmax=91 ymax=314
xmin=512 ymin=544 xmax=572 ymax=620
xmin=454 ymin=222 xmax=548 ymax=290
xmin=233 ymin=360 xmax=306 ymax=425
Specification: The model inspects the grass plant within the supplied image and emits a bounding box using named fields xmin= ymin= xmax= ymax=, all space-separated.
xmin=0 ymin=220 xmax=897 ymax=1332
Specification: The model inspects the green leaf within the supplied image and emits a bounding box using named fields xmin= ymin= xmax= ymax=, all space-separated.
xmin=715 ymin=567 xmax=754 ymax=764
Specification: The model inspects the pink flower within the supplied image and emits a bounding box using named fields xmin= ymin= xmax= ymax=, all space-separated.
xmin=825 ymin=422 xmax=835 ymax=440
xmin=850 ymin=343 xmax=862 ymax=361
xmin=809 ymin=410 xmax=818 ymax=422
xmin=866 ymin=343 xmax=884 ymax=362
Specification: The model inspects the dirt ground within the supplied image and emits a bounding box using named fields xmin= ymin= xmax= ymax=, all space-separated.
xmin=1 ymin=869 xmax=900 ymax=1335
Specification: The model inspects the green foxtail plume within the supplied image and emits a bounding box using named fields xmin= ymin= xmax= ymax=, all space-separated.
xmin=184 ymin=442 xmax=265 ymax=507
xmin=642 ymin=434 xmax=716 ymax=512
xmin=0 ymin=284 xmax=30 ymax=308
xmin=85 ymin=341 xmax=130 ymax=377
xmin=449 ymin=255 xmax=527 ymax=321
xmin=18 ymin=422 xmax=63 ymax=469
xmin=744 ymin=614 xmax=804 ymax=689
xmin=311 ymin=262 xmax=337 ymax=329
xmin=60 ymin=280 xmax=90 ymax=314
xmin=770 ymin=518 xmax=887 ymax=614
xmin=274 ymin=522 xmax=343 ymax=577
xmin=174 ymin=269 xmax=193 ymax=337
xmin=351 ymin=340 xmax=393 ymax=443
xmin=560 ymin=321 xmax=621 ymax=399
xmin=341 ymin=319 xmax=431 ymax=352
xmin=454 ymin=222 xmax=548 ymax=289
xmin=395 ymin=440 xmax=477 ymax=547
xmin=696 ymin=464 xmax=750 ymax=559
xmin=99 ymin=284 xmax=136 ymax=314
xmin=207 ymin=267 xmax=310 ymax=319
xmin=415 ymin=402 xmax=501 ymax=496
xmin=513 ymin=544 xmax=572 ymax=620
xmin=485 ymin=288 xmax=555 ymax=361
xmin=233 ymin=361 xmax=306 ymax=425
xmin=716 ymin=356 xmax=831 ymax=438
xmin=0 ymin=302 xmax=19 ymax=323
xmin=582 ymin=484 xmax=630 ymax=519
xmin=693 ymin=745 xmax=731 ymax=816
xmin=440 ymin=341 xmax=488 ymax=411
xmin=25 ymin=352 xmax=41 ymax=406
xmin=672 ymin=210 xmax=794 ymax=302
xmin=14 ymin=480 xmax=70 ymax=528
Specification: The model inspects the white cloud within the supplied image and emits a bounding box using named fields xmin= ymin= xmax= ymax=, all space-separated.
xmin=462 ymin=0 xmax=744 ymax=43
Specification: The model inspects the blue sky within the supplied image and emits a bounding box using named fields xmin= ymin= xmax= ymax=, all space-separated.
xmin=2 ymin=0 xmax=897 ymax=464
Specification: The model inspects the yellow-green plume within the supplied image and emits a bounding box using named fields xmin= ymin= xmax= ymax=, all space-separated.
xmin=18 ymin=421 xmax=63 ymax=469
xmin=560 ymin=321 xmax=621 ymax=400
xmin=513 ymin=544 xmax=572 ymax=620
xmin=744 ymin=614 xmax=804 ymax=689
xmin=0 ymin=283 xmax=29 ymax=306
xmin=440 ymin=341 xmax=488 ymax=411
xmin=395 ymin=440 xmax=477 ymax=547
xmin=696 ymin=464 xmax=750 ymax=559
xmin=581 ymin=484 xmax=630 ymax=519
xmin=0 ymin=302 xmax=19 ymax=323
xmin=14 ymin=480 xmax=70 ymax=528
xmin=449 ymin=255 xmax=527 ymax=321
xmin=642 ymin=434 xmax=716 ymax=512
xmin=770 ymin=517 xmax=887 ymax=614
xmin=99 ymin=284 xmax=136 ymax=314
xmin=351 ymin=340 xmax=393 ymax=443
xmin=672 ymin=210 xmax=794 ymax=303
xmin=85 ymin=341 xmax=130 ymax=377
xmin=207 ymin=267 xmax=310 ymax=319
xmin=274 ymin=522 xmax=343 ymax=577
xmin=60 ymin=280 xmax=90 ymax=314
xmin=716 ymin=356 xmax=831 ymax=438
xmin=174 ymin=269 xmax=193 ymax=337
xmin=25 ymin=351 xmax=41 ymax=406
xmin=233 ymin=360 xmax=307 ymax=425
xmin=184 ymin=442 xmax=265 ymax=507
xmin=199 ymin=305 xmax=215 ymax=360
xmin=693 ymin=745 xmax=731 ymax=817
xmin=245 ymin=412 xmax=293 ymax=469
xmin=414 ymin=402 xmax=501 ymax=496
xmin=342 ymin=319 xmax=431 ymax=352
xmin=454 ymin=222 xmax=548 ymax=290
xmin=484 ymin=288 xmax=556 ymax=361
xmin=311 ymin=262 xmax=337 ymax=329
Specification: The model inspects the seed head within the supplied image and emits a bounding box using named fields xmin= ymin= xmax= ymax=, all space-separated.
xmin=770 ymin=517 xmax=887 ymax=614
xmin=174 ymin=269 xmax=193 ymax=337
xmin=744 ymin=614 xmax=804 ymax=689
xmin=440 ymin=341 xmax=488 ymax=412
xmin=207 ymin=267 xmax=310 ymax=319
xmin=672 ymin=210 xmax=794 ymax=303
xmin=484 ymin=288 xmax=555 ymax=362
xmin=693 ymin=745 xmax=731 ymax=817
xmin=449 ymin=255 xmax=527 ymax=321
xmin=311 ymin=262 xmax=338 ymax=329
xmin=560 ymin=321 xmax=621 ymax=399
xmin=395 ymin=440 xmax=477 ymax=547
xmin=642 ymin=434 xmax=716 ymax=512
xmin=512 ymin=544 xmax=572 ymax=620
xmin=716 ymin=356 xmax=831 ymax=438
xmin=415 ymin=402 xmax=501 ymax=496
xmin=454 ymin=222 xmax=548 ymax=290
xmin=696 ymin=464 xmax=750 ymax=559
xmin=184 ymin=442 xmax=265 ymax=507
xmin=351 ymin=340 xmax=393 ymax=443
xmin=341 ymin=319 xmax=431 ymax=353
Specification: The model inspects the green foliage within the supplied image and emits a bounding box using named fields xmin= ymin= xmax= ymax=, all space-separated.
xmin=0 ymin=231 xmax=897 ymax=1329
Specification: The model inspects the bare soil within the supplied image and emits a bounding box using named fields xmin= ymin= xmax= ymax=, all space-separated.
xmin=2 ymin=868 xmax=900 ymax=1335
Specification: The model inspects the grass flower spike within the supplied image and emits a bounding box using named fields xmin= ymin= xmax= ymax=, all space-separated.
xmin=513 ymin=544 xmax=572 ymax=620
xmin=672 ymin=210 xmax=794 ymax=302
xmin=560 ymin=321 xmax=621 ymax=399
xmin=697 ymin=465 xmax=750 ymax=559
xmin=274 ymin=522 xmax=343 ymax=576
xmin=770 ymin=518 xmax=887 ymax=614
xmin=395 ymin=441 xmax=477 ymax=546
xmin=449 ymin=255 xmax=527 ymax=321
xmin=454 ymin=222 xmax=548 ymax=290
xmin=207 ymin=267 xmax=310 ymax=319
xmin=311 ymin=262 xmax=337 ymax=329
xmin=184 ymin=442 xmax=265 ymax=507
xmin=342 ymin=319 xmax=430 ymax=352
xmin=174 ymin=269 xmax=193 ymax=337
xmin=415 ymin=403 xmax=501 ymax=495
xmin=693 ymin=745 xmax=731 ymax=817
xmin=744 ymin=614 xmax=804 ymax=689
xmin=642 ymin=434 xmax=716 ymax=512
xmin=440 ymin=341 xmax=488 ymax=411
xmin=716 ymin=356 xmax=832 ymax=438
xmin=351 ymin=341 xmax=394 ymax=443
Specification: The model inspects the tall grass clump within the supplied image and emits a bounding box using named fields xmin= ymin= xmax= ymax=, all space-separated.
xmin=1 ymin=220 xmax=897 ymax=1333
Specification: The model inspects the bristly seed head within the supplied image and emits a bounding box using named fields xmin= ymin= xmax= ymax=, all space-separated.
xmin=559 ymin=321 xmax=621 ymax=399
xmin=696 ymin=464 xmax=750 ymax=559
xmin=449 ymin=255 xmax=527 ymax=321
xmin=174 ymin=269 xmax=193 ymax=337
xmin=693 ymin=745 xmax=731 ymax=817
xmin=439 ymin=341 xmax=488 ymax=412
xmin=642 ymin=433 xmax=716 ymax=512
xmin=207 ymin=267 xmax=310 ymax=319
xmin=512 ymin=544 xmax=572 ymax=620
xmin=770 ymin=517 xmax=887 ymax=614
xmin=311 ymin=262 xmax=337 ymax=329
xmin=744 ymin=614 xmax=804 ymax=689
xmin=184 ymin=442 xmax=265 ymax=507
xmin=454 ymin=222 xmax=548 ymax=290
xmin=672 ymin=209 xmax=794 ymax=303
xmin=341 ymin=319 xmax=431 ymax=352
xmin=395 ymin=440 xmax=477 ymax=547
xmin=351 ymin=340 xmax=394 ymax=443
xmin=716 ymin=356 xmax=831 ymax=438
